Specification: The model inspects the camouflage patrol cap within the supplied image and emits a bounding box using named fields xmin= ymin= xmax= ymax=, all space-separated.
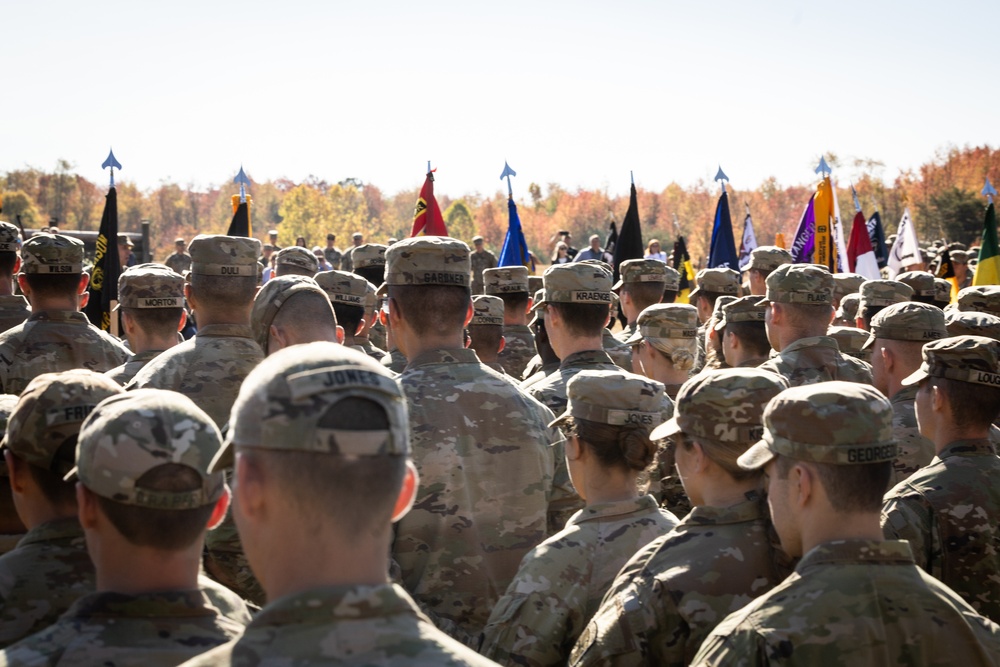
xmin=189 ymin=234 xmax=262 ymax=277
xmin=711 ymin=295 xmax=737 ymax=321
xmin=832 ymin=273 xmax=865 ymax=301
xmin=933 ymin=278 xmax=951 ymax=305
xmin=471 ymin=295 xmax=504 ymax=325
xmin=715 ymin=295 xmax=767 ymax=331
xmin=956 ymin=285 xmax=1000 ymax=315
xmin=117 ymin=265 xmax=185 ymax=309
xmin=2 ymin=370 xmax=123 ymax=475
xmin=250 ymin=276 xmax=333 ymax=354
xmin=532 ymin=262 xmax=612 ymax=310
xmin=624 ymin=303 xmax=698 ymax=346
xmin=746 ymin=246 xmax=793 ymax=273
xmin=274 ymin=246 xmax=319 ymax=273
xmin=901 ymin=335 xmax=1000 ymax=388
xmin=314 ymin=270 xmax=370 ymax=308
xmin=351 ymin=244 xmax=388 ymax=270
xmin=68 ymin=389 xmax=225 ymax=509
xmin=863 ymin=301 xmax=946 ymax=349
xmin=689 ymin=268 xmax=740 ymax=301
xmin=613 ymin=259 xmax=668 ymax=290
xmin=472 ymin=235 xmax=484 ymax=243
xmin=212 ymin=342 xmax=408 ymax=472
xmin=951 ymin=249 xmax=969 ymax=263
xmin=550 ymin=370 xmax=667 ymax=431
xmin=0 ymin=221 xmax=21 ymax=252
xmin=652 ymin=368 xmax=788 ymax=445
xmin=757 ymin=264 xmax=833 ymax=306
xmin=363 ymin=281 xmax=378 ymax=311
xmin=858 ymin=279 xmax=913 ymax=311
xmin=738 ymin=382 xmax=896 ymax=470
xmin=528 ymin=276 xmax=543 ymax=294
xmin=0 ymin=395 xmax=19 ymax=477
xmin=895 ymin=271 xmax=936 ymax=297
xmin=828 ymin=326 xmax=873 ymax=361
xmin=944 ymin=310 xmax=1000 ymax=340
xmin=837 ymin=293 xmax=861 ymax=323
xmin=661 ymin=265 xmax=681 ymax=291
xmin=384 ymin=237 xmax=469 ymax=287
xmin=528 ymin=289 xmax=546 ymax=326
xmin=484 ymin=266 xmax=529 ymax=295
xmin=20 ymin=233 xmax=84 ymax=274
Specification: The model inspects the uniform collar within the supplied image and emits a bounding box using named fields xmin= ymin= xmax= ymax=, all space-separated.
xmin=796 ymin=539 xmax=914 ymax=575
xmin=27 ymin=310 xmax=89 ymax=324
xmin=780 ymin=335 xmax=838 ymax=354
xmin=559 ymin=349 xmax=616 ymax=370
xmin=938 ymin=438 xmax=996 ymax=459
xmin=681 ymin=491 xmax=767 ymax=527
xmin=406 ymin=348 xmax=480 ymax=369
xmin=67 ymin=589 xmax=221 ymax=619
xmin=891 ymin=385 xmax=919 ymax=403
xmin=195 ymin=323 xmax=254 ymax=339
xmin=18 ymin=516 xmax=84 ymax=547
xmin=251 ymin=583 xmax=417 ymax=628
xmin=568 ymin=495 xmax=660 ymax=526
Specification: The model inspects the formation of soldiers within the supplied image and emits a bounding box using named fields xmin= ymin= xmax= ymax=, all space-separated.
xmin=0 ymin=220 xmax=996 ymax=665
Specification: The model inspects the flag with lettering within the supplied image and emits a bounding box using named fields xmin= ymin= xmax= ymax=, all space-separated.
xmin=791 ymin=194 xmax=816 ymax=263
xmin=84 ymin=186 xmax=122 ymax=331
xmin=410 ymin=170 xmax=448 ymax=237
xmin=813 ymin=175 xmax=835 ymax=271
xmin=867 ymin=211 xmax=889 ymax=268
xmin=886 ymin=208 xmax=921 ymax=278
xmin=673 ymin=236 xmax=694 ymax=304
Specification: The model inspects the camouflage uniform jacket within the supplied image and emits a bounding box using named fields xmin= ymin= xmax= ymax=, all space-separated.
xmin=525 ymin=349 xmax=620 ymax=415
xmin=0 ymin=310 xmax=131 ymax=395
xmin=602 ymin=329 xmax=632 ymax=370
xmin=104 ymin=348 xmax=164 ymax=386
xmin=480 ymin=496 xmax=677 ymax=667
xmin=180 ymin=583 xmax=496 ymax=667
xmin=369 ymin=320 xmax=387 ymax=352
xmin=129 ymin=323 xmax=264 ymax=428
xmin=353 ymin=335 xmax=388 ymax=363
xmin=882 ymin=438 xmax=1000 ymax=623
xmin=497 ymin=324 xmax=535 ymax=378
xmin=756 ymin=335 xmax=873 ymax=387
xmin=571 ymin=492 xmax=792 ymax=667
xmin=692 ymin=540 xmax=1000 ymax=666
xmin=0 ymin=517 xmax=94 ymax=648
xmin=0 ymin=296 xmax=29 ymax=334
xmin=381 ymin=348 xmax=407 ymax=374
xmin=340 ymin=247 xmax=354 ymax=273
xmin=613 ymin=322 xmax=637 ymax=344
xmin=470 ymin=250 xmax=498 ymax=294
xmin=165 ymin=251 xmax=193 ymax=274
xmin=0 ymin=537 xmax=20 ymax=560
xmin=0 ymin=589 xmax=245 ymax=667
xmin=738 ymin=356 xmax=770 ymax=368
xmin=519 ymin=362 xmax=560 ymax=392
xmin=323 ymin=246 xmax=343 ymax=270
xmin=520 ymin=354 xmax=544 ymax=381
xmin=888 ymin=385 xmax=936 ymax=485
xmin=393 ymin=348 xmax=566 ymax=637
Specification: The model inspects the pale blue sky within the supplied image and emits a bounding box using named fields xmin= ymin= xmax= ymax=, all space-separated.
xmin=2 ymin=0 xmax=996 ymax=198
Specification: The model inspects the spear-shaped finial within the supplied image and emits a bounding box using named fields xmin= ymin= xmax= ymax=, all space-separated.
xmin=102 ymin=148 xmax=122 ymax=189
xmin=850 ymin=182 xmax=861 ymax=213
xmin=500 ymin=161 xmax=517 ymax=198
xmin=815 ymin=156 xmax=832 ymax=176
xmin=983 ymin=177 xmax=997 ymax=204
xmin=234 ymin=165 xmax=251 ymax=204
xmin=714 ymin=166 xmax=729 ymax=194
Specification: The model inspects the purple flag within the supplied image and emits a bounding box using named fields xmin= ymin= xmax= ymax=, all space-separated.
xmin=790 ymin=194 xmax=816 ymax=263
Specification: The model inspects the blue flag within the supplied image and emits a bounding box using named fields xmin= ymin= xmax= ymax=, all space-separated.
xmin=498 ymin=197 xmax=532 ymax=269
xmin=866 ymin=211 xmax=889 ymax=269
xmin=708 ymin=191 xmax=739 ymax=270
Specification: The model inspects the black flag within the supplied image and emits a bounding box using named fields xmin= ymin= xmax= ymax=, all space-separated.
xmin=612 ymin=183 xmax=644 ymax=283
xmin=85 ymin=187 xmax=122 ymax=331
xmin=227 ymin=200 xmax=251 ymax=237
xmin=673 ymin=236 xmax=693 ymax=301
xmin=605 ymin=220 xmax=618 ymax=256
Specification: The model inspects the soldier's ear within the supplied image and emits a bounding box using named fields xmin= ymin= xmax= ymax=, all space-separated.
xmin=176 ymin=309 xmax=187 ymax=332
xmin=525 ymin=296 xmax=534 ymax=314
xmin=463 ymin=300 xmax=474 ymax=327
xmin=77 ymin=484 xmax=100 ymax=530
xmin=354 ymin=319 xmax=365 ymax=337
xmin=77 ymin=273 xmax=90 ymax=295
xmin=206 ymin=487 xmax=231 ymax=530
xmin=336 ymin=325 xmax=345 ymax=345
xmin=497 ymin=336 xmax=506 ymax=354
xmin=391 ymin=461 xmax=419 ymax=523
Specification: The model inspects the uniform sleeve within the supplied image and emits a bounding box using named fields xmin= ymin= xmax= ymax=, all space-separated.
xmin=881 ymin=494 xmax=933 ymax=571
xmin=691 ymin=624 xmax=768 ymax=667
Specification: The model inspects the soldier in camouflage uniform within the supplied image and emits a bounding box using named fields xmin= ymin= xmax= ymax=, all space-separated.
xmin=0 ymin=395 xmax=24 ymax=557
xmin=743 ymin=246 xmax=792 ymax=296
xmin=525 ymin=263 xmax=622 ymax=414
xmin=182 ymin=343 xmax=495 ymax=666
xmin=0 ymin=222 xmax=29 ymax=334
xmin=689 ymin=268 xmax=741 ymax=374
xmin=831 ymin=272 xmax=864 ymax=309
xmin=386 ymin=237 xmax=576 ymax=639
xmin=165 ymin=237 xmax=193 ymax=275
xmin=104 ymin=264 xmax=187 ymax=385
xmin=0 ymin=371 xmax=122 ymax=647
xmin=703 ymin=295 xmax=737 ymax=371
xmin=757 ymin=264 xmax=873 ymax=386
xmin=350 ymin=244 xmax=389 ymax=351
xmin=833 ymin=292 xmax=860 ymax=327
xmin=481 ymin=371 xmax=678 ymax=666
xmin=827 ymin=325 xmax=872 ymax=362
xmin=468 ymin=295 xmax=506 ymax=373
xmin=945 ymin=309 xmax=1000 ymax=339
xmin=952 ymin=249 xmax=974 ymax=290
xmin=470 ymin=236 xmax=498 ymax=295
xmin=716 ymin=296 xmax=771 ymax=368
xmin=0 ymin=389 xmax=251 ymax=666
xmin=692 ymin=382 xmax=1000 ymax=665
xmin=273 ymin=245 xmax=319 ymax=278
xmin=614 ymin=259 xmax=668 ymax=344
xmin=323 ymin=233 xmax=343 ymax=270
xmin=519 ymin=289 xmax=561 ymax=390
xmin=882 ymin=336 xmax=1000 ymax=623
xmin=933 ymin=276 xmax=953 ymax=309
xmin=0 ymin=234 xmax=130 ymax=395
xmin=314 ymin=270 xmax=383 ymax=358
xmin=863 ymin=302 xmax=947 ymax=484
xmin=856 ymin=278 xmax=913 ymax=330
xmin=896 ymin=269 xmax=939 ymax=306
xmin=571 ymin=369 xmax=792 ymax=667
xmin=251 ymin=275 xmax=340 ymax=355
xmin=603 ymin=293 xmax=634 ymax=370
xmin=957 ymin=284 xmax=1000 ymax=316
xmin=357 ymin=281 xmax=389 ymax=360
xmin=485 ymin=266 xmax=536 ymax=377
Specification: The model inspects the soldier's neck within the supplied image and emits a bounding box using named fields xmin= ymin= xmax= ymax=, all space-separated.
xmin=800 ymin=510 xmax=884 ymax=556
xmin=94 ymin=541 xmax=202 ymax=595
xmin=0 ymin=276 xmax=14 ymax=297
xmin=261 ymin=533 xmax=391 ymax=601
xmin=398 ymin=331 xmax=466 ymax=360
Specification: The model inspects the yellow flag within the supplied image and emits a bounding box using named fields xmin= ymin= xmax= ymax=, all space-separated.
xmin=813 ymin=176 xmax=835 ymax=271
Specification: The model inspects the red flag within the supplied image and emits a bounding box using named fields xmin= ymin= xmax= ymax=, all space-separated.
xmin=847 ymin=211 xmax=880 ymax=279
xmin=410 ymin=170 xmax=448 ymax=237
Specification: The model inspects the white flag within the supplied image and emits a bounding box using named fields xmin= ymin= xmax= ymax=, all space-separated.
xmin=831 ymin=181 xmax=849 ymax=273
xmin=886 ymin=208 xmax=922 ymax=278
xmin=738 ymin=214 xmax=758 ymax=269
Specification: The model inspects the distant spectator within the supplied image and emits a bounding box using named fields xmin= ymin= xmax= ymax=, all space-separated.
xmin=574 ymin=234 xmax=613 ymax=263
xmin=313 ymin=246 xmax=333 ymax=271
xmin=645 ymin=239 xmax=667 ymax=262
xmin=552 ymin=242 xmax=571 ymax=265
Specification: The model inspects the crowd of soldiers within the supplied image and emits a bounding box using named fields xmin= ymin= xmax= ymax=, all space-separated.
xmin=0 ymin=218 xmax=995 ymax=666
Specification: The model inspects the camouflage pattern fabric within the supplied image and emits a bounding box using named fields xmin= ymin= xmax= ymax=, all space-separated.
xmin=603 ymin=329 xmax=633 ymax=369
xmin=0 ymin=589 xmax=245 ymax=666
xmin=369 ymin=320 xmax=388 ymax=352
xmin=470 ymin=249 xmax=498 ymax=294
xmin=520 ymin=354 xmax=544 ymax=382
xmin=525 ymin=349 xmax=620 ymax=415
xmin=757 ymin=335 xmax=873 ymax=387
xmin=323 ymin=246 xmax=343 ymax=270
xmin=497 ymin=324 xmax=535 ymax=378
xmin=393 ymin=348 xmax=572 ymax=638
xmin=571 ymin=492 xmax=792 ymax=667
xmin=354 ymin=335 xmax=388 ymax=363
xmin=882 ymin=438 xmax=1000 ymax=623
xmin=203 ymin=537 xmax=266 ymax=607
xmin=613 ymin=322 xmax=637 ymax=344
xmin=0 ymin=297 xmax=29 ymax=334
xmin=104 ymin=348 xmax=163 ymax=386
xmin=0 ymin=518 xmax=93 ymax=648
xmin=381 ymin=348 xmax=407 ymax=374
xmin=738 ymin=356 xmax=769 ymax=368
xmin=692 ymin=540 xmax=1000 ymax=665
xmin=180 ymin=583 xmax=497 ymax=666
xmin=888 ymin=385 xmax=936 ymax=485
xmin=197 ymin=575 xmax=255 ymax=625
xmin=480 ymin=496 xmax=677 ymax=667
xmin=129 ymin=323 xmax=263 ymax=428
xmin=519 ymin=362 xmax=560 ymax=392
xmin=165 ymin=250 xmax=193 ymax=274
xmin=0 ymin=311 xmax=130 ymax=395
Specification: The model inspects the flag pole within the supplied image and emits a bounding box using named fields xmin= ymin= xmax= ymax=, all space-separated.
xmin=983 ymin=177 xmax=997 ymax=205
xmin=101 ymin=150 xmax=122 ymax=337
xmin=234 ymin=165 xmax=250 ymax=204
